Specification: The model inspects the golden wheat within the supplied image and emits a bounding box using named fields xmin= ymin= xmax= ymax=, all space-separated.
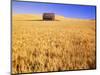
xmin=12 ymin=14 xmax=96 ymax=74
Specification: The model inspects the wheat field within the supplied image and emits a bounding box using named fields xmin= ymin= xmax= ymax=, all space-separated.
xmin=12 ymin=14 xmax=96 ymax=74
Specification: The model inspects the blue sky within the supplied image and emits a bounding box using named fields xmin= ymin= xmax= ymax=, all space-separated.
xmin=12 ymin=1 xmax=96 ymax=19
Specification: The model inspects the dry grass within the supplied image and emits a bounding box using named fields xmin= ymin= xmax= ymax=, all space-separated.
xmin=12 ymin=14 xmax=96 ymax=74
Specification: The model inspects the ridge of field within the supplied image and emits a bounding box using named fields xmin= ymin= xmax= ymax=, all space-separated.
xmin=12 ymin=14 xmax=96 ymax=74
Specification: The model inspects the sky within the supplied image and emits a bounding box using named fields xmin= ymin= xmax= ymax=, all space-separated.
xmin=12 ymin=0 xmax=96 ymax=19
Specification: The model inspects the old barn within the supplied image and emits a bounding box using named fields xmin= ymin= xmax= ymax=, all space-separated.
xmin=43 ymin=13 xmax=55 ymax=20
